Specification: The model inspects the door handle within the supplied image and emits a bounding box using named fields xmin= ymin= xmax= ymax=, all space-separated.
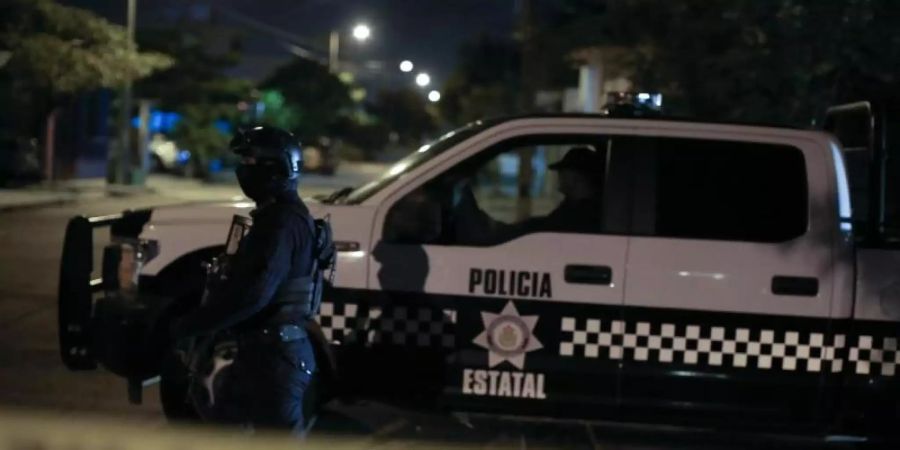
xmin=771 ymin=276 xmax=818 ymax=297
xmin=334 ymin=241 xmax=360 ymax=252
xmin=565 ymin=265 xmax=613 ymax=286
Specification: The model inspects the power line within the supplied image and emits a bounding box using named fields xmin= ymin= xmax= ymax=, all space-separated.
xmin=214 ymin=5 xmax=327 ymax=64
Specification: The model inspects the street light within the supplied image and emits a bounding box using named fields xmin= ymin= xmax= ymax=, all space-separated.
xmin=352 ymin=23 xmax=371 ymax=41
xmin=428 ymin=90 xmax=441 ymax=102
xmin=330 ymin=22 xmax=371 ymax=73
xmin=399 ymin=60 xmax=414 ymax=72
xmin=415 ymin=72 xmax=431 ymax=87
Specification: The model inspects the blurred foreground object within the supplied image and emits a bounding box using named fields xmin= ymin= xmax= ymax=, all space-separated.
xmin=0 ymin=409 xmax=453 ymax=450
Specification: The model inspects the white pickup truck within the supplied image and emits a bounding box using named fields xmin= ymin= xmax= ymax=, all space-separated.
xmin=59 ymin=102 xmax=900 ymax=438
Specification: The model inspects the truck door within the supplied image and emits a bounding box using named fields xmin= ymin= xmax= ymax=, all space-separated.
xmin=367 ymin=130 xmax=630 ymax=418
xmin=617 ymin=133 xmax=838 ymax=429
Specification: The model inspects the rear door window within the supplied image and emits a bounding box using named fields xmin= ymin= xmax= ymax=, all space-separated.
xmin=623 ymin=136 xmax=808 ymax=242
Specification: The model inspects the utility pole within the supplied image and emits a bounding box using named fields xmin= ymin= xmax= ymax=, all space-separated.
xmin=329 ymin=30 xmax=340 ymax=73
xmin=115 ymin=0 xmax=137 ymax=185
xmin=517 ymin=0 xmax=537 ymax=111
xmin=516 ymin=0 xmax=537 ymax=221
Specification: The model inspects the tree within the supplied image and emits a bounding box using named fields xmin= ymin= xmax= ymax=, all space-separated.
xmin=135 ymin=27 xmax=251 ymax=108
xmin=549 ymin=0 xmax=900 ymax=126
xmin=329 ymin=115 xmax=390 ymax=160
xmin=259 ymin=57 xmax=352 ymax=140
xmin=170 ymin=103 xmax=236 ymax=178
xmin=255 ymin=90 xmax=298 ymax=132
xmin=2 ymin=0 xmax=172 ymax=95
xmin=1 ymin=0 xmax=172 ymax=179
xmin=368 ymin=88 xmax=437 ymax=147
xmin=134 ymin=27 xmax=252 ymax=178
xmin=440 ymin=35 xmax=521 ymax=125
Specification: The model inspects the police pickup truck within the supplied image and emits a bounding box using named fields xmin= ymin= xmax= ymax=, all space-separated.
xmin=59 ymin=102 xmax=900 ymax=438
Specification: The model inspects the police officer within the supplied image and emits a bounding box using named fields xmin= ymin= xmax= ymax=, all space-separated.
xmin=170 ymin=126 xmax=318 ymax=435
xmin=451 ymin=146 xmax=605 ymax=245
xmin=525 ymin=146 xmax=605 ymax=233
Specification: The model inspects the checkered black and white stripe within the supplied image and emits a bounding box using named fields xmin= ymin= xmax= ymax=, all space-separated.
xmin=849 ymin=335 xmax=900 ymax=376
xmin=559 ymin=318 xmax=846 ymax=373
xmin=318 ymin=302 xmax=365 ymax=344
xmin=368 ymin=306 xmax=457 ymax=348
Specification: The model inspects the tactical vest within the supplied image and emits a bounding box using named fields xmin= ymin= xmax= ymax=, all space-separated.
xmin=268 ymin=206 xmax=336 ymax=320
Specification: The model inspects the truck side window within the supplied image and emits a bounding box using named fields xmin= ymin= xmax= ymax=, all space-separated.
xmin=383 ymin=136 xmax=612 ymax=246
xmin=382 ymin=186 xmax=443 ymax=244
xmin=627 ymin=136 xmax=808 ymax=242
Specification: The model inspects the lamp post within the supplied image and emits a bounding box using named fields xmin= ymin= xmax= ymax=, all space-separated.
xmin=114 ymin=0 xmax=137 ymax=185
xmin=329 ymin=23 xmax=370 ymax=73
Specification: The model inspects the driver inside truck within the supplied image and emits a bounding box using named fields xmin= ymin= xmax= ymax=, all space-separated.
xmin=452 ymin=146 xmax=606 ymax=245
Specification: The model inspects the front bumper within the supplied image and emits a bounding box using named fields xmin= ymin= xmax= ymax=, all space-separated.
xmin=58 ymin=209 xmax=155 ymax=373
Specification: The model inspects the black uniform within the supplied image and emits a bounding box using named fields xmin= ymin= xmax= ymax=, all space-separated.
xmin=171 ymin=127 xmax=318 ymax=434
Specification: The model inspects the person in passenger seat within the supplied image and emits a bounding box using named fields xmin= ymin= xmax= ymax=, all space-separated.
xmin=452 ymin=146 xmax=606 ymax=245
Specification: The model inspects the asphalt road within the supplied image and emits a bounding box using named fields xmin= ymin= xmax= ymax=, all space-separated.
xmin=0 ymin=174 xmax=868 ymax=449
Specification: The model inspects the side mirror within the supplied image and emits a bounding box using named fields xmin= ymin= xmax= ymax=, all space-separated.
xmin=824 ymin=102 xmax=873 ymax=151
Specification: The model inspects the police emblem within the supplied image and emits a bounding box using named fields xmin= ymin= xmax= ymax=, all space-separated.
xmin=473 ymin=301 xmax=542 ymax=369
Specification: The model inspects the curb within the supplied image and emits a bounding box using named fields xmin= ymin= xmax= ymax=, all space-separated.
xmin=0 ymin=196 xmax=75 ymax=213
xmin=106 ymin=186 xmax=157 ymax=197
xmin=0 ymin=186 xmax=155 ymax=213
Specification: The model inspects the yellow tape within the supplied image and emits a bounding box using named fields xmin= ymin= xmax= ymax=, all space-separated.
xmin=0 ymin=409 xmax=472 ymax=450
xmin=0 ymin=410 xmax=294 ymax=450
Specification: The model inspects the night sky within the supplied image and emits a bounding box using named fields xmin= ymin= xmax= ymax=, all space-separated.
xmin=64 ymin=0 xmax=518 ymax=90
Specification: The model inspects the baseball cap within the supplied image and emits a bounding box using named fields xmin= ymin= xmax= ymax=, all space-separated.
xmin=548 ymin=147 xmax=603 ymax=172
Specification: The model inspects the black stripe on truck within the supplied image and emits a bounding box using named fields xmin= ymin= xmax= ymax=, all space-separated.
xmin=319 ymin=288 xmax=900 ymax=433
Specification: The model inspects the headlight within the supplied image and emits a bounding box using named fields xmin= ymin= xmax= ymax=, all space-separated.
xmin=102 ymin=240 xmax=158 ymax=299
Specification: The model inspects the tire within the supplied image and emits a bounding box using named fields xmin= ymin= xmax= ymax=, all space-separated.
xmin=159 ymin=348 xmax=200 ymax=422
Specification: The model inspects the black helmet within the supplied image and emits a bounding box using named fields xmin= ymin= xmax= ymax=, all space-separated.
xmin=230 ymin=126 xmax=302 ymax=180
xmin=231 ymin=126 xmax=303 ymax=202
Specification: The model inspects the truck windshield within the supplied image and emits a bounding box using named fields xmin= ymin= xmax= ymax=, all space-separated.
xmin=344 ymin=121 xmax=486 ymax=204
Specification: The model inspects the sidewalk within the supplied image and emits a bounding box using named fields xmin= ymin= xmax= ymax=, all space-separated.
xmin=0 ymin=162 xmax=388 ymax=211
xmin=0 ymin=177 xmax=219 ymax=212
xmin=0 ymin=189 xmax=76 ymax=211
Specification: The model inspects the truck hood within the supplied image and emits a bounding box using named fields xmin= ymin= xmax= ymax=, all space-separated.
xmin=140 ymin=199 xmax=377 ymax=277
